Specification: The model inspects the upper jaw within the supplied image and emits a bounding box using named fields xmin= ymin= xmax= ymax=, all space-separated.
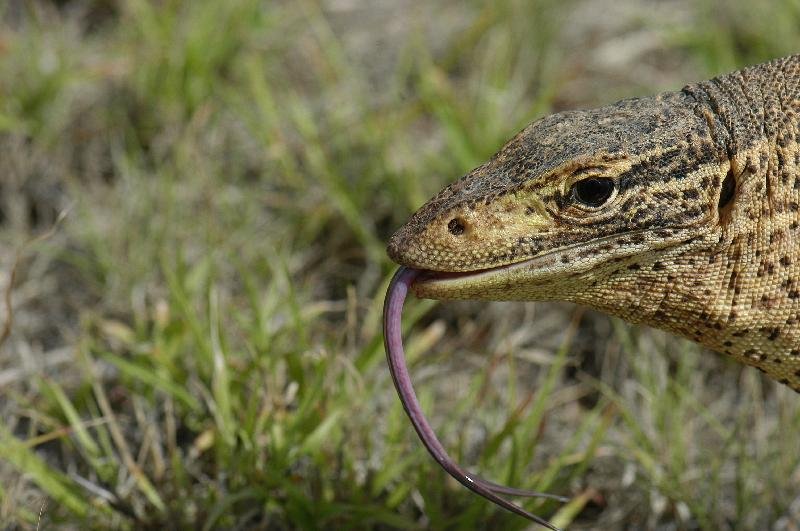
xmin=386 ymin=227 xmax=522 ymax=273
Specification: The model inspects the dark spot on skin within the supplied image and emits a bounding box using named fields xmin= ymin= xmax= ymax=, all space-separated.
xmin=682 ymin=189 xmax=700 ymax=200
xmin=561 ymin=255 xmax=570 ymax=264
xmin=652 ymin=262 xmax=665 ymax=271
xmin=768 ymin=328 xmax=780 ymax=341
xmin=621 ymin=197 xmax=636 ymax=211
xmin=723 ymin=340 xmax=733 ymax=347
xmin=632 ymin=209 xmax=648 ymax=224
xmin=781 ymin=256 xmax=792 ymax=267
xmin=553 ymin=190 xmax=573 ymax=209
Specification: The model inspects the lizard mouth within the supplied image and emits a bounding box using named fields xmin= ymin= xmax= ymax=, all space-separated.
xmin=409 ymin=228 xmax=683 ymax=300
xmin=412 ymin=252 xmax=558 ymax=299
xmin=415 ymin=256 xmax=539 ymax=281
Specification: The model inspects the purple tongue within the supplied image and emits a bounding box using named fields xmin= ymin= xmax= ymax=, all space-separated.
xmin=383 ymin=266 xmax=566 ymax=530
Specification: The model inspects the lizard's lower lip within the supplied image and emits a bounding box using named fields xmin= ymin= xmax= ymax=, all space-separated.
xmin=417 ymin=261 xmax=521 ymax=282
xmin=412 ymin=255 xmax=547 ymax=297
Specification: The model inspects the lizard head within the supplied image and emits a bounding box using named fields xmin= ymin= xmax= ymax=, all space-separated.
xmin=387 ymin=91 xmax=734 ymax=301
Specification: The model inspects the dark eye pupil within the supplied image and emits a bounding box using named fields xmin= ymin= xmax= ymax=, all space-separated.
xmin=573 ymin=178 xmax=615 ymax=207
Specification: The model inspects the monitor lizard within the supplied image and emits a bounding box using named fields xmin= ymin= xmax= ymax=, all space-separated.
xmin=387 ymin=54 xmax=800 ymax=393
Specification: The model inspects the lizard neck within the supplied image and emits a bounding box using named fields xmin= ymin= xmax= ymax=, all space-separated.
xmin=568 ymin=235 xmax=800 ymax=391
xmin=573 ymin=58 xmax=800 ymax=391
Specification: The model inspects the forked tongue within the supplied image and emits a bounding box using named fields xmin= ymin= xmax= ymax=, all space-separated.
xmin=383 ymin=266 xmax=567 ymax=530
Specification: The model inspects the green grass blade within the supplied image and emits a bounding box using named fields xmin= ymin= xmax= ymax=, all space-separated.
xmin=0 ymin=426 xmax=98 ymax=519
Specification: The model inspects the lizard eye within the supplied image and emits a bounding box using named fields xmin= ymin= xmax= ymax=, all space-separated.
xmin=572 ymin=177 xmax=615 ymax=208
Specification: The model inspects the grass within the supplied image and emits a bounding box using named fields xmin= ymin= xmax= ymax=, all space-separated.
xmin=1 ymin=0 xmax=800 ymax=529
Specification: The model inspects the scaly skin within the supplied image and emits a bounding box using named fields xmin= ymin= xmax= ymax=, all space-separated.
xmin=387 ymin=54 xmax=800 ymax=392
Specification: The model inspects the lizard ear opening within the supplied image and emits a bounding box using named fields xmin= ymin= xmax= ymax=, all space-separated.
xmin=718 ymin=169 xmax=736 ymax=211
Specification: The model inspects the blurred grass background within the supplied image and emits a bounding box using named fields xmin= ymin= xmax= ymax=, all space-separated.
xmin=1 ymin=0 xmax=800 ymax=529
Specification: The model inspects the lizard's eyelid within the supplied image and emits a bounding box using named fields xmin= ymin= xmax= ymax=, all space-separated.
xmin=570 ymin=165 xmax=609 ymax=178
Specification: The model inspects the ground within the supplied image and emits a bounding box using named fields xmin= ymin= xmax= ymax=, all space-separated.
xmin=1 ymin=0 xmax=800 ymax=529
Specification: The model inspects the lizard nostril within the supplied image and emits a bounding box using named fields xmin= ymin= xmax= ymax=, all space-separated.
xmin=448 ymin=217 xmax=466 ymax=236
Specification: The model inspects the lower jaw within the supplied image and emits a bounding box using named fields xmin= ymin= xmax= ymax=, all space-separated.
xmin=411 ymin=253 xmax=565 ymax=301
xmin=413 ymin=275 xmax=554 ymax=301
